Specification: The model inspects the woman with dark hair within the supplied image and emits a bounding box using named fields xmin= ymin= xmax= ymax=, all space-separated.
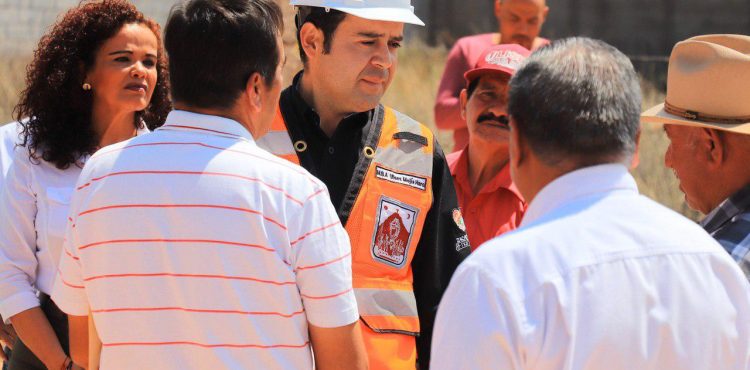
xmin=0 ymin=1 xmax=170 ymax=369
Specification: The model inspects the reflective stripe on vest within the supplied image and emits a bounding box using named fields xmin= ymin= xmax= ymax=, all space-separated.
xmin=259 ymin=105 xmax=433 ymax=339
xmin=258 ymin=109 xmax=300 ymax=165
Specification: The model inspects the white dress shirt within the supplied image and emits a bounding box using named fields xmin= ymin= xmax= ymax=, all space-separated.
xmin=0 ymin=121 xmax=21 ymax=183
xmin=52 ymin=111 xmax=358 ymax=370
xmin=0 ymin=124 xmax=147 ymax=320
xmin=431 ymin=164 xmax=750 ymax=370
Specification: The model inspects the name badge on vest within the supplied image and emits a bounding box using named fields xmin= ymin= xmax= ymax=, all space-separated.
xmin=371 ymin=196 xmax=419 ymax=268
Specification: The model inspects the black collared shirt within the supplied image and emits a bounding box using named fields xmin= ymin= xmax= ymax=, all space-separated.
xmin=280 ymin=72 xmax=469 ymax=367
xmin=280 ymin=73 xmax=372 ymax=209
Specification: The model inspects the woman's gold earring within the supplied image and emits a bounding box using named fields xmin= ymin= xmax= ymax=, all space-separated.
xmin=82 ymin=83 xmax=92 ymax=91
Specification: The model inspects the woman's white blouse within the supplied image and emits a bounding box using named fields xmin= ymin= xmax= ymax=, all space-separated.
xmin=0 ymin=126 xmax=147 ymax=320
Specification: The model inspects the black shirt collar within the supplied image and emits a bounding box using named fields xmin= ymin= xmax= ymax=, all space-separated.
xmin=287 ymin=71 xmax=370 ymax=134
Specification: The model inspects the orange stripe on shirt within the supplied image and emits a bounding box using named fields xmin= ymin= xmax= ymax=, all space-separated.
xmin=296 ymin=253 xmax=351 ymax=271
xmin=301 ymin=287 xmax=353 ymax=300
xmin=78 ymin=238 xmax=276 ymax=252
xmin=103 ymin=340 xmax=310 ymax=349
xmin=92 ymin=306 xmax=305 ymax=318
xmin=76 ymin=170 xmax=305 ymax=206
xmin=92 ymin=141 xmax=315 ymax=183
xmin=83 ymin=272 xmax=296 ymax=286
xmin=78 ymin=204 xmax=287 ymax=231
xmin=290 ymin=221 xmax=342 ymax=246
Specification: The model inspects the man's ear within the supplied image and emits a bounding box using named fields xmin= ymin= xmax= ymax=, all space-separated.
xmin=459 ymin=89 xmax=468 ymax=121
xmin=704 ymin=128 xmax=726 ymax=168
xmin=246 ymin=72 xmax=264 ymax=113
xmin=630 ymin=128 xmax=641 ymax=169
xmin=509 ymin=117 xmax=524 ymax=168
xmin=494 ymin=0 xmax=502 ymax=19
xmin=299 ymin=22 xmax=323 ymax=62
xmin=542 ymin=6 xmax=550 ymax=23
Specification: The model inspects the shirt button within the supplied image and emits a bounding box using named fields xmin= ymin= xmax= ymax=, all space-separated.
xmin=328 ymin=146 xmax=335 ymax=154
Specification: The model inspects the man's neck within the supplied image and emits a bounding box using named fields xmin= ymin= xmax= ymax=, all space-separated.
xmin=299 ymin=71 xmax=348 ymax=137
xmin=173 ymin=103 xmax=257 ymax=138
xmin=466 ymin=139 xmax=509 ymax=195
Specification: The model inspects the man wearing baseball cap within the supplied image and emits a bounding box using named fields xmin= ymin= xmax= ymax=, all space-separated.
xmin=256 ymin=1 xmax=470 ymax=368
xmin=642 ymin=34 xmax=750 ymax=280
xmin=435 ymin=0 xmax=550 ymax=152
xmin=446 ymin=44 xmax=530 ymax=250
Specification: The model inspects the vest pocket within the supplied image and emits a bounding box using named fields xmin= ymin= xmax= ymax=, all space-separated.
xmin=354 ymin=286 xmax=420 ymax=336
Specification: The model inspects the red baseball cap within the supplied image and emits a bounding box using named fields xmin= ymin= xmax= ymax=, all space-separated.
xmin=464 ymin=44 xmax=531 ymax=86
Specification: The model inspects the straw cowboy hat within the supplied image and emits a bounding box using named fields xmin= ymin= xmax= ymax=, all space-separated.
xmin=641 ymin=34 xmax=750 ymax=134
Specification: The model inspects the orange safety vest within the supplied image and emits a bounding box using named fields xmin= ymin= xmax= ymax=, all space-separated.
xmin=257 ymin=105 xmax=435 ymax=369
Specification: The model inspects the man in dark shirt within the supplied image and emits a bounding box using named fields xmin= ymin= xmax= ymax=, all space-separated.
xmin=257 ymin=1 xmax=470 ymax=368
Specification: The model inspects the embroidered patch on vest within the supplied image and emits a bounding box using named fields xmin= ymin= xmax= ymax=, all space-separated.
xmin=455 ymin=235 xmax=470 ymax=252
xmin=375 ymin=166 xmax=427 ymax=191
xmin=371 ymin=196 xmax=419 ymax=268
xmin=452 ymin=209 xmax=466 ymax=232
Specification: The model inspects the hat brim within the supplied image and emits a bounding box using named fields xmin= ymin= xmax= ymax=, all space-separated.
xmin=334 ymin=7 xmax=425 ymax=26
xmin=464 ymin=67 xmax=513 ymax=85
xmin=641 ymin=103 xmax=750 ymax=135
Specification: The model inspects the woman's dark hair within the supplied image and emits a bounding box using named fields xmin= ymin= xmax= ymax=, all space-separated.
xmin=14 ymin=0 xmax=171 ymax=169
xmin=164 ymin=0 xmax=283 ymax=109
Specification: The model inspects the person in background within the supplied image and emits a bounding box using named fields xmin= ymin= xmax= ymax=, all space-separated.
xmin=435 ymin=0 xmax=549 ymax=151
xmin=256 ymin=1 xmax=470 ymax=367
xmin=52 ymin=0 xmax=367 ymax=369
xmin=642 ymin=34 xmax=750 ymax=280
xmin=0 ymin=1 xmax=170 ymax=369
xmin=447 ymin=44 xmax=529 ymax=250
xmin=431 ymin=37 xmax=750 ymax=370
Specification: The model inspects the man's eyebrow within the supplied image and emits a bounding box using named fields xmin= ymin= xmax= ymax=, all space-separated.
xmin=358 ymin=32 xmax=384 ymax=38
xmin=356 ymin=32 xmax=404 ymax=43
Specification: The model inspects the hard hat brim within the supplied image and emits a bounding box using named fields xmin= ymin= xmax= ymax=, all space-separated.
xmin=292 ymin=3 xmax=425 ymax=26
xmin=339 ymin=7 xmax=424 ymax=26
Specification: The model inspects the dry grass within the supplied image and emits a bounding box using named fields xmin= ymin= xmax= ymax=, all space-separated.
xmin=0 ymin=41 xmax=699 ymax=220
xmin=0 ymin=53 xmax=30 ymax=123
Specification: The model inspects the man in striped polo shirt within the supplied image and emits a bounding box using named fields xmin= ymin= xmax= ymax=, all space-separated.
xmin=51 ymin=1 xmax=367 ymax=369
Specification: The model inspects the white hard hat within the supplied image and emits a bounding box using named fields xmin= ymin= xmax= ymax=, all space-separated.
xmin=290 ymin=0 xmax=424 ymax=26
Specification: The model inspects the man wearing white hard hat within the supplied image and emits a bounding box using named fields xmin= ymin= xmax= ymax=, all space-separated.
xmin=257 ymin=1 xmax=470 ymax=368
xmin=643 ymin=34 xmax=750 ymax=280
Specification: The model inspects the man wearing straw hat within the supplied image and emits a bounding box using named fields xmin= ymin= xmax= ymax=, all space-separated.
xmin=642 ymin=34 xmax=750 ymax=280
xmin=432 ymin=37 xmax=750 ymax=370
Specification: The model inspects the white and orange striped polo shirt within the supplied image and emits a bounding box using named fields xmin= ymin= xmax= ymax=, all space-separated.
xmin=52 ymin=110 xmax=358 ymax=370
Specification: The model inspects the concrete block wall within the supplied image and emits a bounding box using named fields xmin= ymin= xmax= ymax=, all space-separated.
xmin=2 ymin=0 xmax=748 ymax=57
xmin=414 ymin=0 xmax=750 ymax=56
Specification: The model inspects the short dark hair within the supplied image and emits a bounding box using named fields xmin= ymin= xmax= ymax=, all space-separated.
xmin=165 ymin=0 xmax=283 ymax=109
xmin=295 ymin=6 xmax=347 ymax=64
xmin=508 ymin=37 xmax=641 ymax=167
